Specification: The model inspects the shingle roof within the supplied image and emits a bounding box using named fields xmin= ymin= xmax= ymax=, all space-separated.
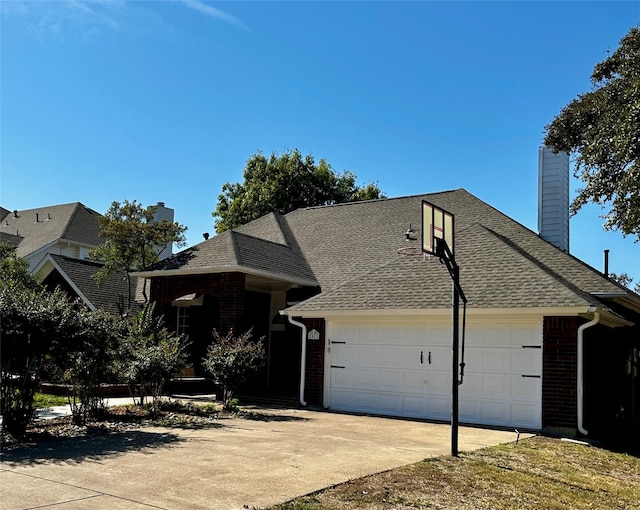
xmin=45 ymin=254 xmax=138 ymax=312
xmin=142 ymin=188 xmax=637 ymax=313
xmin=143 ymin=227 xmax=316 ymax=285
xmin=0 ymin=203 xmax=102 ymax=258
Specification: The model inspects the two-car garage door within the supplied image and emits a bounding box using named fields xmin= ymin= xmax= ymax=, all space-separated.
xmin=328 ymin=323 xmax=542 ymax=429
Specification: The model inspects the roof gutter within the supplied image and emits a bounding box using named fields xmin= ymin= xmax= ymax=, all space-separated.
xmin=577 ymin=310 xmax=600 ymax=436
xmin=279 ymin=311 xmax=307 ymax=407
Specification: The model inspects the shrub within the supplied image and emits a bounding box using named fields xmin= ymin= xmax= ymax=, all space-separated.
xmin=201 ymin=328 xmax=265 ymax=411
xmin=117 ymin=303 xmax=190 ymax=412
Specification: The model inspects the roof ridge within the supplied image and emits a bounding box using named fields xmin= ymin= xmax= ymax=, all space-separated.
xmin=60 ymin=203 xmax=83 ymax=240
xmin=289 ymin=188 xmax=464 ymax=213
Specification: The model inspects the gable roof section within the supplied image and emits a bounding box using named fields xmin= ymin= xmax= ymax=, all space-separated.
xmin=0 ymin=203 xmax=102 ymax=258
xmin=137 ymin=228 xmax=317 ymax=287
xmin=36 ymin=254 xmax=134 ymax=311
xmin=234 ymin=212 xmax=290 ymax=246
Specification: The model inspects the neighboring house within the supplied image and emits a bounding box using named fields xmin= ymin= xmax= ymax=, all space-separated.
xmin=136 ymin=182 xmax=640 ymax=436
xmin=0 ymin=203 xmax=102 ymax=272
xmin=0 ymin=201 xmax=174 ymax=313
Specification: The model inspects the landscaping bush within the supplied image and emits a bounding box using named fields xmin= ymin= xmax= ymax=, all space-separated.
xmin=202 ymin=328 xmax=265 ymax=411
xmin=116 ymin=303 xmax=190 ymax=412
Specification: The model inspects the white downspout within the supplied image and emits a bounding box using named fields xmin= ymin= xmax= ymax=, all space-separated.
xmin=281 ymin=312 xmax=308 ymax=407
xmin=577 ymin=311 xmax=600 ymax=436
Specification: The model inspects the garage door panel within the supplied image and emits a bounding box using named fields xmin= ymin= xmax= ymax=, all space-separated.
xmin=425 ymin=371 xmax=449 ymax=393
xmin=426 ymin=397 xmax=450 ymax=419
xmin=481 ymin=374 xmax=510 ymax=399
xmin=481 ymin=401 xmax=508 ymax=424
xmin=512 ymin=349 xmax=541 ymax=373
xmin=402 ymin=371 xmax=428 ymax=393
xmin=510 ymin=404 xmax=539 ymax=428
xmin=329 ymin=324 xmax=541 ymax=429
xmin=402 ymin=395 xmax=427 ymax=416
xmin=511 ymin=375 xmax=541 ymax=401
xmin=477 ymin=349 xmax=511 ymax=372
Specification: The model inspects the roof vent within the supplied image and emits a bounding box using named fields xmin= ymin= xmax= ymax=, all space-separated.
xmin=36 ymin=213 xmax=39 ymax=223
xmin=13 ymin=210 xmax=18 ymax=218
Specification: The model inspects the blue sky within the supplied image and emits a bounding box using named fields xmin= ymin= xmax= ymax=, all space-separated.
xmin=2 ymin=0 xmax=639 ymax=285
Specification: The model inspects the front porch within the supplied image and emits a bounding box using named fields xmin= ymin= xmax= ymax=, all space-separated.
xmin=149 ymin=271 xmax=324 ymax=405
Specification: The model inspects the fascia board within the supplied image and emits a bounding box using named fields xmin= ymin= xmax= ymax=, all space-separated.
xmin=290 ymin=306 xmax=634 ymax=328
xmin=132 ymin=265 xmax=318 ymax=288
xmin=287 ymin=306 xmax=593 ymax=319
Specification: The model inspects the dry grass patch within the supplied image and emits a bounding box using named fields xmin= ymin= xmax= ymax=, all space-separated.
xmin=273 ymin=436 xmax=640 ymax=510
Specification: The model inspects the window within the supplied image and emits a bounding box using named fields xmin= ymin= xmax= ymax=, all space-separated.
xmin=177 ymin=307 xmax=189 ymax=336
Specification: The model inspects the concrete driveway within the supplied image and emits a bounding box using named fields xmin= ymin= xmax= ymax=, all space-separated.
xmin=1 ymin=406 xmax=523 ymax=510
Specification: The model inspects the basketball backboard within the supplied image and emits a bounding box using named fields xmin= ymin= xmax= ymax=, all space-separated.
xmin=422 ymin=200 xmax=454 ymax=256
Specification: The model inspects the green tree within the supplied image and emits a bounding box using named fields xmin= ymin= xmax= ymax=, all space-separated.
xmin=0 ymin=246 xmax=82 ymax=436
xmin=117 ymin=303 xmax=190 ymax=411
xmin=544 ymin=27 xmax=640 ymax=239
xmin=90 ymin=200 xmax=187 ymax=307
xmin=0 ymin=243 xmax=41 ymax=292
xmin=213 ymin=150 xmax=385 ymax=233
xmin=48 ymin=309 xmax=126 ymax=425
xmin=201 ymin=328 xmax=266 ymax=411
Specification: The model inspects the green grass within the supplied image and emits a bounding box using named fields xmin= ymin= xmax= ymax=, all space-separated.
xmin=33 ymin=392 xmax=69 ymax=408
xmin=272 ymin=436 xmax=640 ymax=509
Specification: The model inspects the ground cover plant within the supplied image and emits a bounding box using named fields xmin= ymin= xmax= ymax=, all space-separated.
xmin=272 ymin=436 xmax=640 ymax=510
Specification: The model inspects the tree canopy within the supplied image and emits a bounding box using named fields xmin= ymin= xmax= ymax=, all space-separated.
xmin=544 ymin=26 xmax=640 ymax=240
xmin=212 ymin=149 xmax=385 ymax=233
xmin=90 ymin=200 xmax=187 ymax=306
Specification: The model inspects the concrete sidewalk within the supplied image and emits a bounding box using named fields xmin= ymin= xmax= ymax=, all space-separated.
xmin=2 ymin=406 xmax=528 ymax=510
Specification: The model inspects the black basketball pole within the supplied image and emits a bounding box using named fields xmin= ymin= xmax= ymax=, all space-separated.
xmin=435 ymin=238 xmax=466 ymax=457
xmin=451 ymin=264 xmax=460 ymax=457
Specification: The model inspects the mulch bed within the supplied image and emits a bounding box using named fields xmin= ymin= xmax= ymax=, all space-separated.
xmin=2 ymin=401 xmax=230 ymax=447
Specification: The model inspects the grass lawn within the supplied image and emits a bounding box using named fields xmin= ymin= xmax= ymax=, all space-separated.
xmin=33 ymin=392 xmax=69 ymax=408
xmin=272 ymin=436 xmax=640 ymax=510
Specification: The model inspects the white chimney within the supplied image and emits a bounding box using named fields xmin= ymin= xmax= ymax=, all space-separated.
xmin=538 ymin=146 xmax=570 ymax=253
xmin=153 ymin=201 xmax=175 ymax=260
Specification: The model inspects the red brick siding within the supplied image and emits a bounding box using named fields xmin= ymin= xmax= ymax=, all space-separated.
xmin=149 ymin=272 xmax=246 ymax=331
xmin=542 ymin=316 xmax=579 ymax=429
xmin=302 ymin=318 xmax=325 ymax=406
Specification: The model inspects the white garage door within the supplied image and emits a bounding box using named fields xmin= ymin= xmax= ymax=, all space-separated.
xmin=328 ymin=323 xmax=541 ymax=429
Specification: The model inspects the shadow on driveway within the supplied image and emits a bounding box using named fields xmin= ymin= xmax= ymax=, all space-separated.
xmin=1 ymin=429 xmax=182 ymax=467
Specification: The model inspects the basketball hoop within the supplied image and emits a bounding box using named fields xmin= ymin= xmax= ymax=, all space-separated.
xmin=396 ymin=246 xmax=430 ymax=259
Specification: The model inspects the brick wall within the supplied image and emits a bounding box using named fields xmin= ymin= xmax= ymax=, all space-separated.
xmin=149 ymin=272 xmax=246 ymax=331
xmin=302 ymin=318 xmax=326 ymax=406
xmin=542 ymin=316 xmax=580 ymax=429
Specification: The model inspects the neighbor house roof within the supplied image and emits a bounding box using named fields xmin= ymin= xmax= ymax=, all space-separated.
xmin=0 ymin=203 xmax=102 ymax=259
xmin=135 ymin=188 xmax=639 ymax=318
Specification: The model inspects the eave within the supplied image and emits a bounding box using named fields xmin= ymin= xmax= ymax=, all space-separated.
xmin=132 ymin=265 xmax=318 ymax=288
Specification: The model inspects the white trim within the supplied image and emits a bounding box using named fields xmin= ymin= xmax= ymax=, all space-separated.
xmin=133 ymin=265 xmax=317 ymax=287
xmin=291 ymin=306 xmax=592 ymax=319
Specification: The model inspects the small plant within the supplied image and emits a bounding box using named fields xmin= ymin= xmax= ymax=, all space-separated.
xmin=201 ymin=328 xmax=265 ymax=411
